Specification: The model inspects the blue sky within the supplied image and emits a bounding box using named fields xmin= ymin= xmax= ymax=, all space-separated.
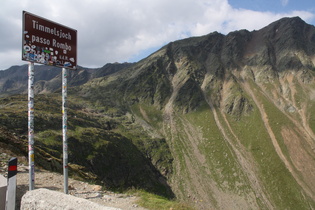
xmin=229 ymin=0 xmax=315 ymax=14
xmin=0 ymin=0 xmax=314 ymax=70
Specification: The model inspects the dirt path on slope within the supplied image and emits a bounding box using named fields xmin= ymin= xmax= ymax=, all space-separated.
xmin=240 ymin=81 xmax=315 ymax=200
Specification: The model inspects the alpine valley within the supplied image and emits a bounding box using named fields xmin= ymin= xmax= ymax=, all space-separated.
xmin=1 ymin=17 xmax=315 ymax=209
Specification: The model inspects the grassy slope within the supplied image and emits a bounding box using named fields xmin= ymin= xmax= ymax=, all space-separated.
xmin=132 ymin=74 xmax=315 ymax=209
xmin=0 ymin=94 xmax=175 ymax=198
xmin=229 ymin=81 xmax=314 ymax=209
xmin=1 ymin=71 xmax=315 ymax=209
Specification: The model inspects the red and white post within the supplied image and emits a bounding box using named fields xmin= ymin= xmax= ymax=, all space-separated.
xmin=6 ymin=157 xmax=17 ymax=210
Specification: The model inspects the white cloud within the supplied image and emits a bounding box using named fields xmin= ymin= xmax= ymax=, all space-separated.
xmin=281 ymin=0 xmax=289 ymax=6
xmin=191 ymin=3 xmax=315 ymax=35
xmin=0 ymin=0 xmax=314 ymax=70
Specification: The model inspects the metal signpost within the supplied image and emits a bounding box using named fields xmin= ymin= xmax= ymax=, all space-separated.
xmin=28 ymin=62 xmax=35 ymax=191
xmin=22 ymin=11 xmax=77 ymax=194
xmin=62 ymin=67 xmax=68 ymax=194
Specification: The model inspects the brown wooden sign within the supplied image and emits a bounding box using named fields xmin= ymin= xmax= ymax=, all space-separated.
xmin=22 ymin=11 xmax=77 ymax=70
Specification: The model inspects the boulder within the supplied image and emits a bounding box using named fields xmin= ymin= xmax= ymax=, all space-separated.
xmin=0 ymin=175 xmax=7 ymax=210
xmin=21 ymin=188 xmax=120 ymax=210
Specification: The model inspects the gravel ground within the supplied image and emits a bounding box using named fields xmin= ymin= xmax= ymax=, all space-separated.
xmin=0 ymin=152 xmax=147 ymax=210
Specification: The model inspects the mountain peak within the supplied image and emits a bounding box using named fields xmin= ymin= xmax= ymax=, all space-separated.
xmin=260 ymin=16 xmax=306 ymax=31
xmin=274 ymin=16 xmax=305 ymax=25
xmin=259 ymin=16 xmax=313 ymax=37
xmin=254 ymin=16 xmax=315 ymax=58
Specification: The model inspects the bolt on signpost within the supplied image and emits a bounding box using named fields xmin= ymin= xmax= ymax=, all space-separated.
xmin=22 ymin=11 xmax=77 ymax=194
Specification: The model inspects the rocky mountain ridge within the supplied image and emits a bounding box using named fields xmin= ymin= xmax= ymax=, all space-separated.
xmin=0 ymin=16 xmax=315 ymax=209
xmin=0 ymin=62 xmax=132 ymax=96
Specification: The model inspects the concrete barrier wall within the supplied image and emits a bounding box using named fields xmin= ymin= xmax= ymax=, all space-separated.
xmin=0 ymin=175 xmax=7 ymax=210
xmin=21 ymin=188 xmax=121 ymax=210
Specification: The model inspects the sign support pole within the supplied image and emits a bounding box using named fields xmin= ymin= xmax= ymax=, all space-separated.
xmin=62 ymin=67 xmax=68 ymax=194
xmin=28 ymin=62 xmax=35 ymax=191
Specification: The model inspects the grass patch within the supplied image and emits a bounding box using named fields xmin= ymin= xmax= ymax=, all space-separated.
xmin=133 ymin=190 xmax=194 ymax=210
xmin=309 ymin=103 xmax=315 ymax=134
xmin=184 ymin=106 xmax=251 ymax=192
xmin=131 ymin=103 xmax=164 ymax=127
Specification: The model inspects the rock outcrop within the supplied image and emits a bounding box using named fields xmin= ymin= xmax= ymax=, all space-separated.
xmin=21 ymin=188 xmax=121 ymax=210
